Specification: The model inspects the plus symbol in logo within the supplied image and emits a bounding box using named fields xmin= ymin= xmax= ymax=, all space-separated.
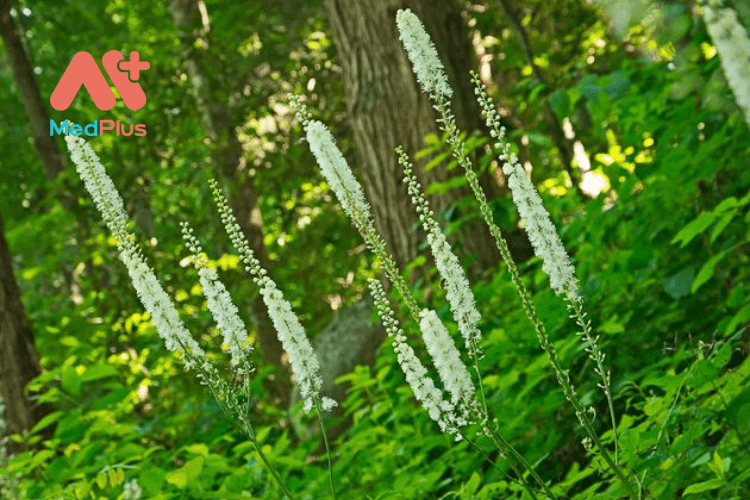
xmin=119 ymin=52 xmax=150 ymax=81
xmin=51 ymin=51 xmax=150 ymax=111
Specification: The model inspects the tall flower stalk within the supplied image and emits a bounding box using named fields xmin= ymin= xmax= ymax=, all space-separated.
xmin=66 ymin=132 xmax=331 ymax=500
xmin=395 ymin=8 xmax=634 ymax=498
xmin=473 ymin=77 xmax=620 ymax=466
xmin=292 ymin=96 xmax=553 ymax=499
xmin=208 ymin=180 xmax=337 ymax=498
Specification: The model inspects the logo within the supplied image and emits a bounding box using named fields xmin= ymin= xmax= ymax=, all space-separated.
xmin=50 ymin=119 xmax=147 ymax=137
xmin=50 ymin=51 xmax=149 ymax=111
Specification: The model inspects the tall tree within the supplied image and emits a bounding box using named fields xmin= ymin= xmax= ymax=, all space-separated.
xmin=323 ymin=0 xmax=507 ymax=275
xmin=0 ymin=211 xmax=47 ymax=455
xmin=168 ymin=0 xmax=291 ymax=404
xmin=0 ymin=0 xmax=65 ymax=181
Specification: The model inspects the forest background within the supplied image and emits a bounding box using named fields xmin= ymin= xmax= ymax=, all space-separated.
xmin=0 ymin=0 xmax=749 ymax=498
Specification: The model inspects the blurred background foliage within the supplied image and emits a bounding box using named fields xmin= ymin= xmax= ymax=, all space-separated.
xmin=0 ymin=0 xmax=748 ymax=498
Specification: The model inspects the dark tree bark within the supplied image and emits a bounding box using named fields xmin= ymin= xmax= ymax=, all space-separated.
xmin=323 ymin=0 xmax=504 ymax=276
xmin=0 ymin=211 xmax=48 ymax=456
xmin=0 ymin=0 xmax=65 ymax=181
xmin=169 ymin=0 xmax=291 ymax=405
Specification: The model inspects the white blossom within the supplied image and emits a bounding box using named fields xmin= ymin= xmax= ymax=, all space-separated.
xmin=399 ymin=148 xmax=482 ymax=355
xmin=118 ymin=247 xmax=204 ymax=357
xmin=198 ymin=266 xmax=250 ymax=366
xmin=703 ymin=2 xmax=750 ymax=127
xmin=305 ymin=121 xmax=371 ymax=221
xmin=211 ymin=180 xmax=336 ymax=413
xmin=503 ymin=159 xmax=578 ymax=300
xmin=369 ymin=280 xmax=464 ymax=437
xmin=66 ymin=133 xmax=203 ymax=359
xmin=472 ymin=81 xmax=579 ymax=300
xmin=122 ymin=479 xmax=142 ymax=500
xmin=181 ymin=223 xmax=251 ymax=367
xmin=426 ymin=230 xmax=482 ymax=352
xmin=419 ymin=309 xmax=475 ymax=421
xmin=65 ymin=133 xmax=128 ymax=240
xmin=396 ymin=9 xmax=453 ymax=97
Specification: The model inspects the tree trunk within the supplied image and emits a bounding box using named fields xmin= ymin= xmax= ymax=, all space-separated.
xmin=0 ymin=0 xmax=65 ymax=181
xmin=0 ymin=211 xmax=48 ymax=456
xmin=169 ymin=0 xmax=291 ymax=405
xmin=323 ymin=0 xmax=502 ymax=276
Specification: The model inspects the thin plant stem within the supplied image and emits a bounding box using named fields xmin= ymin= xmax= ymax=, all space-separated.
xmin=316 ymin=399 xmax=337 ymax=499
xmin=249 ymin=433 xmax=295 ymax=500
xmin=483 ymin=420 xmax=555 ymax=499
xmin=431 ymin=90 xmax=636 ymax=500
xmin=567 ymin=296 xmax=619 ymax=464
xmin=462 ymin=436 xmax=544 ymax=499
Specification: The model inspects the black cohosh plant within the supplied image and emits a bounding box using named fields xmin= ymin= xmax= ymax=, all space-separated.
xmin=66 ymin=7 xmax=643 ymax=500
xmin=293 ymin=8 xmax=637 ymax=500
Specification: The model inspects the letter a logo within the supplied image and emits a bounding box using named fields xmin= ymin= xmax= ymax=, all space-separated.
xmin=51 ymin=51 xmax=149 ymax=111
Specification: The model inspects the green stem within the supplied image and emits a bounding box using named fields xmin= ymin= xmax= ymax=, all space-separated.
xmin=316 ymin=399 xmax=337 ymax=499
xmin=568 ymin=297 xmax=619 ymax=464
xmin=463 ymin=436 xmax=543 ymax=498
xmin=467 ymin=405 xmax=553 ymax=500
xmin=432 ymin=91 xmax=636 ymax=500
xmin=248 ymin=429 xmax=295 ymax=500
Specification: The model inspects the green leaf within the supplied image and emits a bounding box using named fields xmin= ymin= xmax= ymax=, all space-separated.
xmin=671 ymin=212 xmax=715 ymax=247
xmin=25 ymin=449 xmax=55 ymax=471
xmin=184 ymin=443 xmax=210 ymax=457
xmin=682 ymin=478 xmax=724 ymax=495
xmin=108 ymin=467 xmax=124 ymax=487
xmin=61 ymin=366 xmax=83 ymax=396
xmin=426 ymin=176 xmax=467 ymax=195
xmin=725 ymin=303 xmax=750 ymax=334
xmin=710 ymin=209 xmax=737 ymax=243
xmin=724 ymin=387 xmax=750 ymax=427
xmin=662 ymin=268 xmax=694 ymax=299
xmin=166 ymin=456 xmax=204 ymax=490
xmin=424 ymin=150 xmax=451 ymax=172
xmin=80 ymin=362 xmax=118 ymax=382
xmin=691 ymin=252 xmax=725 ymax=293
xmin=549 ymin=89 xmax=570 ymax=118
xmin=30 ymin=410 xmax=64 ymax=435
xmin=465 ymin=472 xmax=481 ymax=494
xmin=710 ymin=451 xmax=725 ymax=479
xmin=599 ymin=320 xmax=625 ymax=334
xmin=140 ymin=466 xmax=166 ymax=495
xmin=96 ymin=472 xmax=108 ymax=490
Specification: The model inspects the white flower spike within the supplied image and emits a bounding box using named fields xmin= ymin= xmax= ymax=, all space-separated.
xmin=396 ymin=8 xmax=453 ymax=98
